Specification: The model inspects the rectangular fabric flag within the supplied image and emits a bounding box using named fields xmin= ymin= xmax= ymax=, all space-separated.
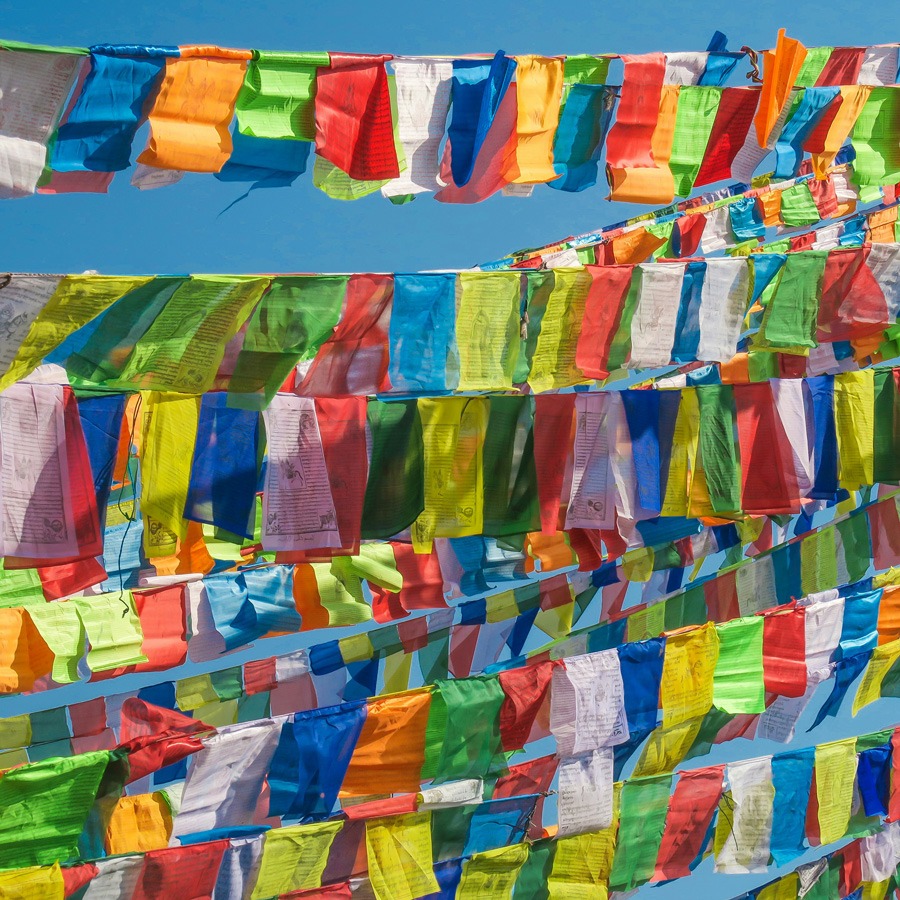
xmin=250 ymin=821 xmax=344 ymax=899
xmin=314 ymin=53 xmax=399 ymax=181
xmin=365 ymin=812 xmax=439 ymax=900
xmin=138 ymin=49 xmax=250 ymax=172
xmin=262 ymin=394 xmax=341 ymax=552
xmin=235 ymin=51 xmax=329 ymax=141
xmin=715 ymin=757 xmax=775 ymax=874
xmin=0 ymin=46 xmax=80 ymax=196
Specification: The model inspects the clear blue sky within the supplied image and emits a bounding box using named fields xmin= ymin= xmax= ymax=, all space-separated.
xmin=4 ymin=1 xmax=900 ymax=896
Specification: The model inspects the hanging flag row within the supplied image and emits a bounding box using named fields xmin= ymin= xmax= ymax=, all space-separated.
xmin=1 ymin=672 xmax=900 ymax=895
xmin=6 ymin=246 xmax=900 ymax=404
xmin=0 ymin=34 xmax=898 ymax=202
xmin=7 ymin=370 xmax=900 ymax=570
xmin=480 ymin=159 xmax=870 ymax=269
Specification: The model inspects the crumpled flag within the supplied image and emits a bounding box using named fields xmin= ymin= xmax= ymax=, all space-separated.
xmin=817 ymin=246 xmax=889 ymax=344
xmin=138 ymin=48 xmax=250 ymax=172
xmin=117 ymin=697 xmax=209 ymax=783
xmin=652 ymin=764 xmax=724 ymax=881
xmin=774 ymin=87 xmax=840 ymax=178
xmin=0 ymin=863 xmax=64 ymax=898
xmin=228 ymin=274 xmax=346 ymax=403
xmin=172 ymin=719 xmax=281 ymax=838
xmin=0 ymin=275 xmax=150 ymax=392
xmin=381 ymin=58 xmax=453 ymax=197
xmin=214 ymin=125 xmax=310 ymax=186
xmin=105 ymin=792 xmax=172 ymax=854
xmin=755 ymin=30 xmax=807 ymax=147
xmin=51 ymin=45 xmax=177 ymax=173
xmin=268 ymin=700 xmax=366 ymax=821
xmin=455 ymin=843 xmax=529 ymax=900
xmin=0 ymin=47 xmax=81 ymax=197
xmin=436 ymin=83 xmax=519 ymax=203
xmin=313 ymin=53 xmax=398 ymax=182
xmin=115 ymin=276 xmax=269 ymax=394
xmin=807 ymin=85 xmax=873 ymax=178
xmin=365 ymin=811 xmax=439 ymax=900
xmin=446 ymin=52 xmax=517 ymax=188
xmin=497 ymin=659 xmax=558 ymax=751
xmin=343 ymin=690 xmax=431 ymax=795
xmin=297 ymin=274 xmax=394 ymax=397
xmin=131 ymin=840 xmax=230 ymax=900
xmin=500 ymin=55 xmax=563 ymax=185
xmin=549 ymin=83 xmax=615 ymax=192
xmin=0 ymin=750 xmax=112 ymax=869
xmin=250 ymin=820 xmax=344 ymax=899
xmin=72 ymin=592 xmax=148 ymax=673
xmin=0 ymin=606 xmax=54 ymax=693
xmin=235 ymin=51 xmax=329 ymax=142
xmin=852 ymin=88 xmax=900 ymax=187
xmin=694 ymin=87 xmax=759 ymax=186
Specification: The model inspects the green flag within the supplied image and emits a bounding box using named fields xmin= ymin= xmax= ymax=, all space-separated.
xmin=0 ymin=751 xmax=112 ymax=868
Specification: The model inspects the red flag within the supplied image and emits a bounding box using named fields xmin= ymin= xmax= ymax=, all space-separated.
xmin=816 ymin=48 xmax=865 ymax=85
xmin=840 ymin=841 xmax=863 ymax=896
xmin=62 ymin=863 xmax=98 ymax=897
xmin=281 ymin=884 xmax=352 ymax=899
xmin=448 ymin=623 xmax=481 ymax=679
xmin=498 ymin=659 xmax=560 ymax=751
xmin=869 ymin=499 xmax=900 ymax=571
xmin=674 ymin=213 xmax=707 ymax=258
xmin=704 ymin=570 xmax=739 ymax=623
xmin=370 ymin=543 xmax=446 ymax=616
xmin=694 ymin=87 xmax=759 ymax=186
xmin=314 ymin=53 xmax=399 ymax=181
xmin=341 ymin=794 xmax=417 ymax=820
xmin=576 ymin=265 xmax=636 ymax=380
xmin=244 ymin=657 xmax=278 ymax=694
xmin=315 ymin=396 xmax=369 ymax=554
xmin=118 ymin=698 xmax=210 ymax=784
xmin=817 ymin=246 xmax=888 ymax=343
xmin=605 ymin=53 xmax=666 ymax=169
xmin=533 ymin=394 xmax=576 ymax=534
xmin=131 ymin=841 xmax=229 ymax=900
xmin=37 ymin=557 xmax=107 ymax=601
xmin=762 ymin=606 xmax=807 ymax=697
xmin=493 ymin=754 xmax=559 ymax=838
xmin=734 ymin=382 xmax=801 ymax=515
xmin=652 ymin=765 xmax=724 ymax=881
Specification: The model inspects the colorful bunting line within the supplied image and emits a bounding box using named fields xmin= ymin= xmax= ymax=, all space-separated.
xmin=0 ymin=36 xmax=897 ymax=203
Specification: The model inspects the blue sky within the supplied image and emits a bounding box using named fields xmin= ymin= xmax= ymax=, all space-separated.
xmin=4 ymin=1 xmax=900 ymax=896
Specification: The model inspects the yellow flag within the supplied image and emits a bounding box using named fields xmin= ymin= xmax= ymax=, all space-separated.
xmin=660 ymin=623 xmax=720 ymax=729
xmin=835 ymin=370 xmax=875 ymax=490
xmin=502 ymin=56 xmax=564 ymax=184
xmin=528 ymin=269 xmax=593 ymax=393
xmin=633 ymin=717 xmax=704 ymax=777
xmin=455 ymin=273 xmax=521 ymax=391
xmin=0 ymin=862 xmax=64 ymax=898
xmin=106 ymin=793 xmax=172 ymax=855
xmin=661 ymin=390 xmax=690 ymax=517
xmin=853 ymin=638 xmax=900 ymax=715
xmin=456 ymin=843 xmax=530 ymax=900
xmin=0 ymin=716 xmax=31 ymax=752
xmin=548 ymin=784 xmax=621 ymax=899
xmin=140 ymin=391 xmax=202 ymax=555
xmin=815 ymin=737 xmax=857 ymax=845
xmin=413 ymin=397 xmax=488 ymax=551
xmin=366 ymin=812 xmax=439 ymax=900
xmin=756 ymin=872 xmax=798 ymax=900
xmin=250 ymin=820 xmax=344 ymax=899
